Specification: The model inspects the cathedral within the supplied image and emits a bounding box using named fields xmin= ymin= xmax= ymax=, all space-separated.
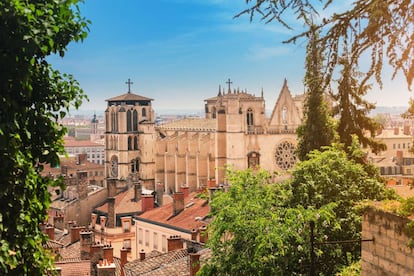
xmin=105 ymin=79 xmax=304 ymax=194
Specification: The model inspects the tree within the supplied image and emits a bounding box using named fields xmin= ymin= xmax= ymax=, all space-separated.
xmin=237 ymin=0 xmax=414 ymax=89
xmin=296 ymin=26 xmax=335 ymax=160
xmin=0 ymin=1 xmax=88 ymax=274
xmin=333 ymin=50 xmax=386 ymax=155
xmin=199 ymin=168 xmax=338 ymax=275
xmin=290 ymin=143 xmax=391 ymax=273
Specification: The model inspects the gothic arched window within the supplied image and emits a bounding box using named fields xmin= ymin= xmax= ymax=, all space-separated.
xmin=133 ymin=110 xmax=138 ymax=131
xmin=127 ymin=110 xmax=132 ymax=132
xmin=134 ymin=136 xmax=138 ymax=150
xmin=128 ymin=136 xmax=132 ymax=150
xmin=111 ymin=111 xmax=116 ymax=132
xmin=247 ymin=108 xmax=254 ymax=131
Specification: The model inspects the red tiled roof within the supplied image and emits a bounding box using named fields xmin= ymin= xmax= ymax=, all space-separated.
xmin=137 ymin=193 xmax=209 ymax=231
xmin=95 ymin=187 xmax=142 ymax=214
xmin=55 ymin=260 xmax=91 ymax=276
xmin=64 ymin=137 xmax=103 ymax=147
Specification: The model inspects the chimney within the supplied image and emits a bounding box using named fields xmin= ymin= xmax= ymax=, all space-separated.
xmin=156 ymin=182 xmax=164 ymax=206
xmin=107 ymin=197 xmax=116 ymax=228
xmin=97 ymin=259 xmax=116 ymax=276
xmin=167 ymin=235 xmax=183 ymax=252
xmin=90 ymin=243 xmax=104 ymax=261
xmin=77 ymin=171 xmax=88 ymax=200
xmin=199 ymin=225 xmax=208 ymax=244
xmin=133 ymin=181 xmax=142 ymax=201
xmin=91 ymin=213 xmax=97 ymax=228
xmin=191 ymin=228 xmax=198 ymax=242
xmin=404 ymin=125 xmax=410 ymax=135
xmin=141 ymin=195 xmax=154 ymax=212
xmin=67 ymin=220 xmax=76 ymax=230
xmin=103 ymin=244 xmax=114 ymax=263
xmin=180 ymin=186 xmax=189 ymax=198
xmin=80 ymin=230 xmax=94 ymax=260
xmin=70 ymin=225 xmax=85 ymax=243
xmin=173 ymin=192 xmax=184 ymax=216
xmin=45 ymin=224 xmax=54 ymax=240
xmin=100 ymin=216 xmax=107 ymax=228
xmin=120 ymin=248 xmax=130 ymax=276
xmin=394 ymin=127 xmax=399 ymax=135
xmin=189 ymin=253 xmax=201 ymax=276
xmin=139 ymin=249 xmax=146 ymax=261
xmin=107 ymin=178 xmax=117 ymax=198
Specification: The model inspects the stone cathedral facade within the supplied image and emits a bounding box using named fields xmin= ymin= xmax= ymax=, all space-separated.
xmin=105 ymin=79 xmax=304 ymax=194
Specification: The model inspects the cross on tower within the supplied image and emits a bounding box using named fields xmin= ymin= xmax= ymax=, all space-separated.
xmin=225 ymin=78 xmax=233 ymax=93
xmin=125 ymin=78 xmax=134 ymax=93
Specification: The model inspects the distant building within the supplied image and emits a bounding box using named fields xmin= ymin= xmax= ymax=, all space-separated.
xmin=64 ymin=137 xmax=105 ymax=165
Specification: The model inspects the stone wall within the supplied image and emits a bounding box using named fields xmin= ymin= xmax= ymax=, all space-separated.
xmin=362 ymin=207 xmax=414 ymax=275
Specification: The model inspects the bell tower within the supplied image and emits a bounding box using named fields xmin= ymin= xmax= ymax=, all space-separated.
xmin=105 ymin=79 xmax=155 ymax=190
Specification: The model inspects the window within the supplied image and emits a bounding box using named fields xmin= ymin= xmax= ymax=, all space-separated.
xmin=142 ymin=108 xmax=146 ymax=117
xmin=393 ymin=144 xmax=396 ymax=149
xmin=246 ymin=108 xmax=254 ymax=132
xmin=247 ymin=152 xmax=260 ymax=168
xmin=133 ymin=110 xmax=138 ymax=131
xmin=128 ymin=136 xmax=132 ymax=150
xmin=153 ymin=232 xmax=158 ymax=250
xmin=145 ymin=230 xmax=149 ymax=246
xmin=127 ymin=110 xmax=132 ymax=131
xmin=134 ymin=136 xmax=138 ymax=150
xmin=123 ymin=221 xmax=130 ymax=232
xmin=138 ymin=228 xmax=143 ymax=244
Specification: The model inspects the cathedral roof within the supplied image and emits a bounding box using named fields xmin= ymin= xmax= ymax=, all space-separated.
xmin=157 ymin=118 xmax=216 ymax=132
xmin=106 ymin=92 xmax=153 ymax=102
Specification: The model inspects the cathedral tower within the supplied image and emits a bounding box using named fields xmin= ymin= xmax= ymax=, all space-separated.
xmin=105 ymin=79 xmax=155 ymax=190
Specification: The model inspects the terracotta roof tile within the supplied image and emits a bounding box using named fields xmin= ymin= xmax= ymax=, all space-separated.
xmin=137 ymin=193 xmax=209 ymax=231
xmin=95 ymin=187 xmax=143 ymax=214
xmin=55 ymin=260 xmax=91 ymax=276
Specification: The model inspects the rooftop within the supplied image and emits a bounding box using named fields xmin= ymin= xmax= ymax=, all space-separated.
xmin=157 ymin=118 xmax=216 ymax=132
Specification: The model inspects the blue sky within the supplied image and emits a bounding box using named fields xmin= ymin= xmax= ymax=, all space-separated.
xmin=49 ymin=0 xmax=411 ymax=114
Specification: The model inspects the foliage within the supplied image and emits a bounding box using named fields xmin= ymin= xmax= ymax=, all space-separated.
xmin=398 ymin=197 xmax=414 ymax=217
xmin=333 ymin=51 xmax=386 ymax=155
xmin=296 ymin=26 xmax=335 ymax=161
xmin=338 ymin=260 xmax=361 ymax=276
xmin=237 ymin=0 xmax=414 ymax=89
xmin=290 ymin=143 xmax=389 ymax=273
xmin=199 ymin=168 xmax=339 ymax=275
xmin=0 ymin=0 xmax=88 ymax=274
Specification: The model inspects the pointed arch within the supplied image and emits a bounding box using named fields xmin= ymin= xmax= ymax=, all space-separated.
xmin=127 ymin=110 xmax=132 ymax=131
xmin=133 ymin=110 xmax=138 ymax=131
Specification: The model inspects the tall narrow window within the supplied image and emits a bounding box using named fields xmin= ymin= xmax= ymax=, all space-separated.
xmin=134 ymin=136 xmax=138 ymax=150
xmin=212 ymin=107 xmax=216 ymax=119
xmin=142 ymin=108 xmax=146 ymax=117
xmin=111 ymin=112 xmax=116 ymax=132
xmin=133 ymin=110 xmax=138 ymax=131
xmin=127 ymin=110 xmax=132 ymax=131
xmin=247 ymin=108 xmax=254 ymax=131
xmin=128 ymin=136 xmax=132 ymax=150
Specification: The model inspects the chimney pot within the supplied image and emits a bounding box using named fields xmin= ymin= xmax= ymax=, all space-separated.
xmin=167 ymin=235 xmax=183 ymax=252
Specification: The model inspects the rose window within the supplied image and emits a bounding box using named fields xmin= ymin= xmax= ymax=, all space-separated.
xmin=275 ymin=141 xmax=296 ymax=170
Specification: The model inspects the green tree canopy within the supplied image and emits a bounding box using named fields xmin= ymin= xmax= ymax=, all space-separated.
xmin=199 ymin=168 xmax=338 ymax=275
xmin=296 ymin=26 xmax=335 ymax=160
xmin=290 ymin=142 xmax=391 ymax=273
xmin=0 ymin=0 xmax=88 ymax=274
xmin=333 ymin=51 xmax=386 ymax=155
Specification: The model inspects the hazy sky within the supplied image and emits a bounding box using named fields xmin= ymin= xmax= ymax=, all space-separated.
xmin=48 ymin=0 xmax=411 ymax=114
